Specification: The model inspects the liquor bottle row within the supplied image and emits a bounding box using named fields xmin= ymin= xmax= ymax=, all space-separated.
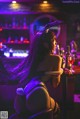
xmin=0 ymin=17 xmax=28 ymax=29
xmin=53 ymin=42 xmax=77 ymax=69
xmin=0 ymin=36 xmax=30 ymax=44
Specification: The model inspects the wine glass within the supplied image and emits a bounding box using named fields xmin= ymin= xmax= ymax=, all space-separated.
xmin=68 ymin=54 xmax=75 ymax=73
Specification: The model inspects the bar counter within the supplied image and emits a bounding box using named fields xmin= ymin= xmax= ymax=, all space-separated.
xmin=62 ymin=64 xmax=80 ymax=119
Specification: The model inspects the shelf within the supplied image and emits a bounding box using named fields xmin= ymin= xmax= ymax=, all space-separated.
xmin=4 ymin=42 xmax=30 ymax=45
xmin=0 ymin=14 xmax=30 ymax=50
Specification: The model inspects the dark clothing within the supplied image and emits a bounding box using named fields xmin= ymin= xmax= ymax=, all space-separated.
xmin=9 ymin=78 xmax=61 ymax=119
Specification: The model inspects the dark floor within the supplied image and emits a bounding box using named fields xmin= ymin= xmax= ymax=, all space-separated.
xmin=67 ymin=104 xmax=80 ymax=119
xmin=0 ymin=99 xmax=80 ymax=119
xmin=61 ymin=94 xmax=80 ymax=119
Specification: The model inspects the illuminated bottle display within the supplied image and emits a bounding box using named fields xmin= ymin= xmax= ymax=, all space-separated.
xmin=0 ymin=15 xmax=30 ymax=58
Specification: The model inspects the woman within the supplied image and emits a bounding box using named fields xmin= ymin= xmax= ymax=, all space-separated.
xmin=10 ymin=29 xmax=63 ymax=119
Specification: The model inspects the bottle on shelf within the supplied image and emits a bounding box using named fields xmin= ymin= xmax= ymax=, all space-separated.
xmin=60 ymin=47 xmax=65 ymax=57
xmin=12 ymin=17 xmax=16 ymax=28
xmin=15 ymin=36 xmax=18 ymax=43
xmin=7 ymin=36 xmax=11 ymax=43
xmin=0 ymin=42 xmax=2 ymax=49
xmin=7 ymin=36 xmax=14 ymax=44
xmin=65 ymin=45 xmax=71 ymax=69
xmin=5 ymin=23 xmax=8 ymax=28
xmin=70 ymin=40 xmax=77 ymax=59
xmin=20 ymin=36 xmax=24 ymax=43
xmin=9 ymin=48 xmax=13 ymax=57
xmin=23 ymin=17 xmax=27 ymax=29
xmin=56 ymin=44 xmax=60 ymax=55
xmin=60 ymin=47 xmax=66 ymax=69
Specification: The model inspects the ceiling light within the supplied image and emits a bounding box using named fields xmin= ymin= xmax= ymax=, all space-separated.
xmin=12 ymin=1 xmax=17 ymax=4
xmin=43 ymin=1 xmax=48 ymax=4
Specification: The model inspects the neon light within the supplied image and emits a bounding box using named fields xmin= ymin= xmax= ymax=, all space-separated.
xmin=4 ymin=51 xmax=29 ymax=57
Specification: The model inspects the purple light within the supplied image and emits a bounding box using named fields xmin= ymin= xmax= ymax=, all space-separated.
xmin=74 ymin=94 xmax=80 ymax=103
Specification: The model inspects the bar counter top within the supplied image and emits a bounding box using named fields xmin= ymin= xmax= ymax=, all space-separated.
xmin=64 ymin=65 xmax=80 ymax=75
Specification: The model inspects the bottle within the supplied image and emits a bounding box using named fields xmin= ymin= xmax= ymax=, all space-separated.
xmin=7 ymin=36 xmax=11 ymax=43
xmin=12 ymin=17 xmax=16 ymax=28
xmin=23 ymin=18 xmax=27 ymax=29
xmin=70 ymin=40 xmax=77 ymax=59
xmin=56 ymin=44 xmax=60 ymax=55
xmin=20 ymin=36 xmax=24 ymax=43
xmin=60 ymin=47 xmax=66 ymax=69
xmin=9 ymin=48 xmax=13 ymax=57
xmin=65 ymin=45 xmax=71 ymax=69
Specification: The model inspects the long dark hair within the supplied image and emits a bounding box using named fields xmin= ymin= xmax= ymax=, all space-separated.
xmin=13 ymin=29 xmax=56 ymax=85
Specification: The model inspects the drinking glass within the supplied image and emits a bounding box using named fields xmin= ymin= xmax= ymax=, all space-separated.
xmin=68 ymin=54 xmax=75 ymax=73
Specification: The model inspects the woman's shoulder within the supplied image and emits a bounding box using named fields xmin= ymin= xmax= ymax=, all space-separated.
xmin=50 ymin=54 xmax=62 ymax=59
xmin=37 ymin=54 xmax=62 ymax=72
xmin=44 ymin=54 xmax=62 ymax=62
xmin=46 ymin=54 xmax=62 ymax=64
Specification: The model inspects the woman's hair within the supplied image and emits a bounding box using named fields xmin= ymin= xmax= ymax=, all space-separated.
xmin=13 ymin=29 xmax=56 ymax=85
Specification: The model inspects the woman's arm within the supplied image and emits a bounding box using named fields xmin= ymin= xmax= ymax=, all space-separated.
xmin=44 ymin=55 xmax=63 ymax=88
xmin=45 ymin=68 xmax=63 ymax=75
xmin=51 ymin=55 xmax=63 ymax=88
xmin=45 ymin=68 xmax=63 ymax=88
